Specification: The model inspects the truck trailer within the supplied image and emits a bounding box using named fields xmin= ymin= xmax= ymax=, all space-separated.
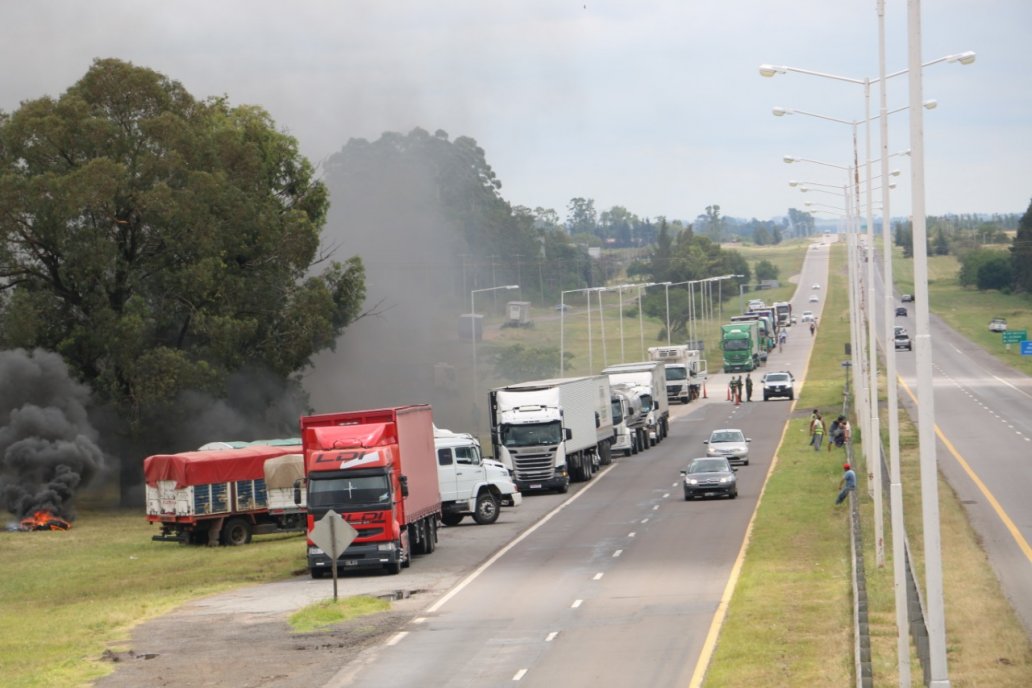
xmin=647 ymin=345 xmax=708 ymax=403
xmin=610 ymin=383 xmax=647 ymax=456
xmin=300 ymin=405 xmax=442 ymax=577
xmin=489 ymin=376 xmax=614 ymax=493
xmin=144 ymin=444 xmax=306 ymax=546
xmin=602 ymin=361 xmax=669 ymax=444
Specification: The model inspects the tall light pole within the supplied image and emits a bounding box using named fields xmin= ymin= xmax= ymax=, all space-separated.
xmin=560 ymin=286 xmax=604 ymax=376
xmin=471 ymin=285 xmax=519 ymax=433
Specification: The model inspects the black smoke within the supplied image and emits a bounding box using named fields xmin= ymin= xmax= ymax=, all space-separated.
xmin=0 ymin=348 xmax=106 ymax=520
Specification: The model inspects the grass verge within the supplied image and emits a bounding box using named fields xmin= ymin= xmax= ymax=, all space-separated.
xmin=289 ymin=596 xmax=390 ymax=634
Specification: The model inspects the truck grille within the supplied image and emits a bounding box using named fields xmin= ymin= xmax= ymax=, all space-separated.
xmin=509 ymin=448 xmax=555 ymax=481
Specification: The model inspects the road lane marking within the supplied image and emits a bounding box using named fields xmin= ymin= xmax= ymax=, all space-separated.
xmin=386 ymin=631 xmax=408 ymax=646
xmin=613 ymin=549 xmax=623 ymax=558
xmin=897 ymin=376 xmax=1032 ymax=566
xmin=641 ymin=518 xmax=649 ymax=524
xmin=593 ymin=572 xmax=603 ymax=580
xmin=663 ymin=492 xmax=670 ymax=499
xmin=628 ymin=532 xmax=636 ymax=538
xmin=571 ymin=599 xmax=583 ymax=608
xmin=513 ymin=669 xmax=527 ymax=681
xmin=412 ymin=617 xmax=426 ymax=624
xmin=652 ymin=504 xmax=660 ymax=510
xmin=424 ymin=464 xmax=617 ymax=614
xmin=545 ymin=632 xmax=558 ymax=642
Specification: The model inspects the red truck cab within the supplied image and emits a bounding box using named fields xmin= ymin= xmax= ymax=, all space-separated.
xmin=300 ymin=405 xmax=441 ymax=576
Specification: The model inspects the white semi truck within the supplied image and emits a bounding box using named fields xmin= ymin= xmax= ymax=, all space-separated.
xmin=489 ymin=376 xmax=614 ymax=493
xmin=602 ymin=362 xmax=669 ymax=444
xmin=433 ymin=426 xmax=522 ymax=526
xmin=610 ymin=383 xmax=647 ymax=456
xmin=647 ymin=345 xmax=708 ymax=404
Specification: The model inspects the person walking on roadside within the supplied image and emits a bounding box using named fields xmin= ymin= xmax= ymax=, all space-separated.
xmin=809 ymin=320 xmax=816 ymax=337
xmin=745 ymin=373 xmax=753 ymax=402
xmin=778 ymin=328 xmax=787 ymax=352
xmin=810 ymin=412 xmax=826 ymax=451
xmin=836 ymin=463 xmax=857 ymax=505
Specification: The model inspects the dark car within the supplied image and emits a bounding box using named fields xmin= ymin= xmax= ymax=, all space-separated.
xmin=681 ymin=457 xmax=738 ymax=500
xmin=895 ymin=307 xmax=907 ymax=317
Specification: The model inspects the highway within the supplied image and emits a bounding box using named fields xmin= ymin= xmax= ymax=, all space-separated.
xmin=323 ymin=247 xmax=832 ymax=687
xmin=871 ymin=254 xmax=1032 ymax=635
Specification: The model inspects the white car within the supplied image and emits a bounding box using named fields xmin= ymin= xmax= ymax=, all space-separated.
xmin=703 ymin=428 xmax=751 ymax=466
xmin=801 ymin=310 xmax=815 ymax=323
xmin=808 ymin=294 xmax=819 ymax=303
xmin=811 ymin=283 xmax=821 ymax=290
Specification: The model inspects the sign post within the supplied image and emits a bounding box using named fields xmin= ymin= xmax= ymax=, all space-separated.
xmin=309 ymin=510 xmax=358 ymax=600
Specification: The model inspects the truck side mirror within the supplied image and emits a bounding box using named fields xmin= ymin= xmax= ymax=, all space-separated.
xmin=565 ymin=428 xmax=573 ymax=441
xmin=399 ymin=475 xmax=410 ymax=498
xmin=293 ymin=479 xmax=303 ymax=505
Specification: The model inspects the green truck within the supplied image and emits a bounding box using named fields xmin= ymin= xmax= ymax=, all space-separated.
xmin=720 ymin=321 xmax=762 ymax=372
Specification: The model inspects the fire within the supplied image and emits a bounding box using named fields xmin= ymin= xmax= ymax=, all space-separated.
xmin=19 ymin=510 xmax=72 ymax=531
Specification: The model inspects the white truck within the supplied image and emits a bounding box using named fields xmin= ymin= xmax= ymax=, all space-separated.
xmin=774 ymin=301 xmax=793 ymax=328
xmin=602 ymin=362 xmax=669 ymax=445
xmin=610 ymin=383 xmax=647 ymax=456
xmin=647 ymin=345 xmax=708 ymax=404
xmin=489 ymin=376 xmax=614 ymax=493
xmin=433 ymin=426 xmax=522 ymax=526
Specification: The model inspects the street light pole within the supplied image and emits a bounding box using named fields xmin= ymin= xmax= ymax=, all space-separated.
xmin=471 ymin=285 xmax=519 ymax=433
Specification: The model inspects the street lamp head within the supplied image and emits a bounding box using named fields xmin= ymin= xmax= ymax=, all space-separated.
xmin=890 ymin=169 xmax=902 ymax=177
xmin=759 ymin=64 xmax=786 ymax=78
xmin=788 ymin=180 xmax=801 ymax=187
xmin=504 ymin=284 xmax=519 ymax=289
xmin=923 ymin=99 xmax=938 ymax=110
xmin=947 ymin=50 xmax=977 ymax=65
xmin=799 ymin=186 xmax=810 ymax=193
xmin=783 ymin=155 xmax=799 ymax=164
xmin=772 ymin=106 xmax=791 ymax=117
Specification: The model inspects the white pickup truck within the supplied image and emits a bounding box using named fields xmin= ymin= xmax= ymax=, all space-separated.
xmin=434 ymin=426 xmax=521 ymax=526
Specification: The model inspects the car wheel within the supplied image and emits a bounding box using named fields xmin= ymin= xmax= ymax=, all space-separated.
xmin=683 ymin=490 xmax=691 ymax=501
xmin=788 ymin=391 xmax=795 ymax=400
xmin=730 ymin=489 xmax=738 ymax=499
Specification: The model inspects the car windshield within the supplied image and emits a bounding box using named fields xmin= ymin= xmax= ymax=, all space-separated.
xmin=710 ymin=431 xmax=743 ymax=443
xmin=766 ymin=374 xmax=789 ymax=383
xmin=665 ymin=367 xmax=688 ymax=381
xmin=688 ymin=459 xmax=729 ymax=474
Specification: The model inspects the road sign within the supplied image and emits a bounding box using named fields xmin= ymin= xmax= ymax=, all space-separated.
xmin=1002 ymin=329 xmax=1027 ymax=344
xmin=310 ymin=510 xmax=358 ymax=599
xmin=1021 ymin=340 xmax=1032 ymax=356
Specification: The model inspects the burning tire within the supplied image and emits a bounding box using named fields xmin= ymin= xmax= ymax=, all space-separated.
xmin=219 ymin=518 xmax=252 ymax=546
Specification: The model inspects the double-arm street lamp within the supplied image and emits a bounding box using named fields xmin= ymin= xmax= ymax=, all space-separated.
xmin=560 ymin=286 xmax=605 ymax=376
xmin=762 ymin=46 xmax=975 ymax=687
xmin=471 ymin=285 xmax=519 ymax=432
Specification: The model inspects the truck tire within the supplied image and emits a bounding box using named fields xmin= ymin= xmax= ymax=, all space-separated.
xmin=386 ymin=558 xmax=402 ymax=575
xmin=425 ymin=518 xmax=437 ymax=552
xmin=409 ymin=521 xmax=427 ymax=554
xmin=219 ymin=518 xmax=252 ymax=546
xmin=441 ymin=512 xmax=464 ymax=527
xmin=472 ymin=491 xmax=500 ymax=525
xmin=310 ymin=567 xmax=327 ymax=579
xmin=599 ymin=441 xmax=612 ymax=466
xmin=556 ymin=474 xmax=570 ymax=494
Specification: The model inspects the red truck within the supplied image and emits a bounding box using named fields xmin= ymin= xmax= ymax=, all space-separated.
xmin=300 ymin=405 xmax=442 ymax=577
xmin=144 ymin=444 xmax=305 ymax=546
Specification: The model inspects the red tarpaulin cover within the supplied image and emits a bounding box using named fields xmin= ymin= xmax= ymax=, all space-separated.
xmin=144 ymin=445 xmax=302 ymax=488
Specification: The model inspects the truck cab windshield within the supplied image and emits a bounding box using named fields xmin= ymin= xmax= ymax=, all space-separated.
xmin=501 ymin=421 xmax=563 ymax=447
xmin=723 ymin=339 xmax=750 ymax=351
xmin=308 ymin=474 xmax=391 ymax=509
xmin=665 ymin=367 xmax=688 ymax=381
xmin=611 ymin=399 xmax=624 ymax=425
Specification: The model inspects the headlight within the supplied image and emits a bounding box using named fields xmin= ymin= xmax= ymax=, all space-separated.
xmin=686 ymin=478 xmax=699 ymax=485
xmin=719 ymin=476 xmax=732 ymax=484
xmin=377 ymin=542 xmax=395 ymax=552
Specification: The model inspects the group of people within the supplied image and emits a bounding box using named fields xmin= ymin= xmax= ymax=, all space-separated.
xmin=809 ymin=409 xmax=856 ymax=505
xmin=727 ymin=373 xmax=753 ymax=403
xmin=809 ymin=409 xmax=850 ymax=451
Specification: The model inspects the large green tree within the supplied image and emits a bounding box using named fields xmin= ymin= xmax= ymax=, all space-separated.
xmin=1011 ymin=198 xmax=1032 ymax=293
xmin=0 ymin=59 xmax=365 ymax=492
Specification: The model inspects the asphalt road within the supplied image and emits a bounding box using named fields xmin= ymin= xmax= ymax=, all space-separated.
xmin=871 ymin=255 xmax=1032 ymax=636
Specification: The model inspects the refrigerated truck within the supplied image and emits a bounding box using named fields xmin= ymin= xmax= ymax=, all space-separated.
xmin=602 ymin=361 xmax=669 ymax=444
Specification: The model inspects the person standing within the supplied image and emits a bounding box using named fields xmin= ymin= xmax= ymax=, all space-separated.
xmin=745 ymin=373 xmax=753 ymax=402
xmin=809 ymin=321 xmax=816 ymax=337
xmin=836 ymin=463 xmax=857 ymax=505
xmin=810 ymin=412 xmax=826 ymax=450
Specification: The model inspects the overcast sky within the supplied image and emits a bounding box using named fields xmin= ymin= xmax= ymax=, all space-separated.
xmin=2 ymin=1 xmax=1028 ymax=223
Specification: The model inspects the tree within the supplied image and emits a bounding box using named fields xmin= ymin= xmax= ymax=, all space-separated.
xmin=755 ymin=260 xmax=779 ymax=282
xmin=0 ymin=59 xmax=366 ymax=499
xmin=1011 ymin=197 xmax=1032 ymax=293
xmin=977 ymin=256 xmax=1012 ymax=291
xmin=566 ymin=198 xmax=597 ymax=236
xmin=696 ymin=205 xmax=725 ymax=242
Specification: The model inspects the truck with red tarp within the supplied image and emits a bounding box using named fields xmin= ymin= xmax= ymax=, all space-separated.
xmin=299 ymin=405 xmax=442 ymax=577
xmin=144 ymin=444 xmax=305 ymax=546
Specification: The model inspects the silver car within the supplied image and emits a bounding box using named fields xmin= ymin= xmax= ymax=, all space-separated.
xmin=704 ymin=428 xmax=751 ymax=466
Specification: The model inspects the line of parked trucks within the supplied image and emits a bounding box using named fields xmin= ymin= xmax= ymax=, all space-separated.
xmin=143 ymin=345 xmax=709 ymax=577
xmin=719 ymin=299 xmax=792 ymax=372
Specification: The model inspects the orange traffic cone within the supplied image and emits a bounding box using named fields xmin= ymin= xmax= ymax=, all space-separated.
xmin=726 ymin=386 xmax=731 ymax=401
xmin=703 ymin=383 xmax=708 ymax=399
xmin=735 ymin=391 xmax=741 ymax=406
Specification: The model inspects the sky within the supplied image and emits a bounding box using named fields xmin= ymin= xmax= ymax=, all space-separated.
xmin=2 ymin=0 xmax=1029 ymax=224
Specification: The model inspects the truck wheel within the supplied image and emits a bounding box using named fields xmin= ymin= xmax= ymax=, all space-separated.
xmin=472 ymin=492 xmax=499 ymax=525
xmin=599 ymin=441 xmax=612 ymax=466
xmin=425 ymin=518 xmax=437 ymax=553
xmin=219 ymin=518 xmax=252 ymax=546
xmin=386 ymin=558 xmax=402 ymax=575
xmin=556 ymin=475 xmax=570 ymax=494
xmin=630 ymin=435 xmax=638 ymax=455
xmin=310 ymin=567 xmax=327 ymax=579
xmin=441 ymin=513 xmax=464 ymax=526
